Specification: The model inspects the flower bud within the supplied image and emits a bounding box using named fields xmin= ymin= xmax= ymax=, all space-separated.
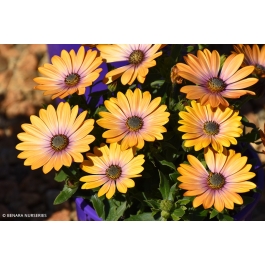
xmin=170 ymin=65 xmax=183 ymax=84
xmin=161 ymin=210 xmax=170 ymax=220
xmin=160 ymin=199 xmax=174 ymax=212
xmin=107 ymin=80 xmax=118 ymax=92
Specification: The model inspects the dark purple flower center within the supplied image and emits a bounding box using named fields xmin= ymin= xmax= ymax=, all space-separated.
xmin=129 ymin=50 xmax=144 ymax=65
xmin=254 ymin=64 xmax=265 ymax=76
xmin=206 ymin=77 xmax=226 ymax=93
xmin=203 ymin=121 xmax=220 ymax=135
xmin=207 ymin=172 xmax=225 ymax=189
xmin=51 ymin=134 xmax=69 ymax=151
xmin=126 ymin=116 xmax=143 ymax=131
xmin=65 ymin=73 xmax=80 ymax=86
xmin=106 ymin=165 xmax=122 ymax=180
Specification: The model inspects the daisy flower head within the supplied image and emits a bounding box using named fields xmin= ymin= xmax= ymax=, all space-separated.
xmin=96 ymin=44 xmax=164 ymax=85
xmin=178 ymin=100 xmax=242 ymax=153
xmin=34 ymin=46 xmax=103 ymax=99
xmin=176 ymin=48 xmax=258 ymax=108
xmin=233 ymin=44 xmax=265 ymax=78
xmin=177 ymin=147 xmax=256 ymax=213
xmin=80 ymin=142 xmax=145 ymax=199
xmin=16 ymin=102 xmax=95 ymax=174
xmin=96 ymin=88 xmax=170 ymax=151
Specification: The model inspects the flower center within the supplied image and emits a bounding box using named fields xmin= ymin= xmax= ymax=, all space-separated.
xmin=206 ymin=77 xmax=226 ymax=93
xmin=65 ymin=73 xmax=80 ymax=86
xmin=126 ymin=116 xmax=143 ymax=131
xmin=128 ymin=50 xmax=144 ymax=65
xmin=254 ymin=64 xmax=265 ymax=76
xmin=106 ymin=165 xmax=122 ymax=180
xmin=203 ymin=121 xmax=220 ymax=135
xmin=51 ymin=135 xmax=69 ymax=151
xmin=207 ymin=172 xmax=225 ymax=189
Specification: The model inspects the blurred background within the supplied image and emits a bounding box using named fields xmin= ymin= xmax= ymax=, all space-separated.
xmin=0 ymin=44 xmax=77 ymax=220
xmin=0 ymin=44 xmax=265 ymax=221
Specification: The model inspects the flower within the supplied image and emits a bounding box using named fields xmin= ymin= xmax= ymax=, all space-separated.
xmin=16 ymin=102 xmax=95 ymax=174
xmin=33 ymin=46 xmax=103 ymax=99
xmin=96 ymin=88 xmax=170 ymax=151
xmin=176 ymin=48 xmax=258 ymax=107
xmin=96 ymin=44 xmax=164 ymax=85
xmin=80 ymin=142 xmax=145 ymax=199
xmin=233 ymin=44 xmax=265 ymax=78
xmin=16 ymin=44 xmax=264 ymax=221
xmin=178 ymin=100 xmax=243 ymax=152
xmin=177 ymin=147 xmax=256 ymax=212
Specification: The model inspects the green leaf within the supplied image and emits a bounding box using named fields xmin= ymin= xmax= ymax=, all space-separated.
xmin=173 ymin=100 xmax=186 ymax=112
xmin=171 ymin=208 xmax=185 ymax=218
xmin=187 ymin=45 xmax=194 ymax=52
xmin=151 ymin=209 xmax=160 ymax=216
xmin=169 ymin=172 xmax=181 ymax=183
xmin=238 ymin=127 xmax=260 ymax=143
xmin=106 ymin=200 xmax=127 ymax=221
xmin=181 ymin=140 xmax=194 ymax=152
xmin=168 ymin=183 xmax=178 ymax=201
xmin=94 ymin=105 xmax=107 ymax=118
xmin=42 ymin=103 xmax=48 ymax=110
xmin=199 ymin=209 xmax=209 ymax=217
xmin=159 ymin=170 xmax=170 ymax=200
xmin=53 ymin=185 xmax=78 ymax=205
xmin=198 ymin=44 xmax=208 ymax=50
xmin=223 ymin=215 xmax=234 ymax=221
xmin=177 ymin=198 xmax=191 ymax=205
xmin=220 ymin=54 xmax=226 ymax=68
xmin=91 ymin=195 xmax=105 ymax=219
xmin=115 ymin=202 xmax=127 ymax=220
xmin=159 ymin=160 xmax=176 ymax=171
xmin=210 ymin=209 xmax=219 ymax=219
xmin=54 ymin=165 xmax=79 ymax=183
xmin=144 ymin=199 xmax=160 ymax=210
xmin=125 ymin=212 xmax=155 ymax=221
xmin=241 ymin=115 xmax=249 ymax=123
xmin=128 ymin=84 xmax=137 ymax=90
xmin=241 ymin=118 xmax=258 ymax=129
xmin=54 ymin=169 xmax=68 ymax=182
xmin=150 ymin=80 xmax=165 ymax=89
xmin=171 ymin=215 xmax=180 ymax=221
xmin=219 ymin=214 xmax=234 ymax=221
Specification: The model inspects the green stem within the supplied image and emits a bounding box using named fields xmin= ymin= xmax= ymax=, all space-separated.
xmin=237 ymin=94 xmax=255 ymax=109
xmin=254 ymin=151 xmax=265 ymax=154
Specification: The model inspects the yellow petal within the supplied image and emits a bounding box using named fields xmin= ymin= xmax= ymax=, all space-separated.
xmin=106 ymin=181 xmax=116 ymax=199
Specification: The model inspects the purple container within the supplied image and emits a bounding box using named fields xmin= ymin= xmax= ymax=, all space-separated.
xmin=75 ymin=197 xmax=102 ymax=221
xmin=233 ymin=144 xmax=264 ymax=221
xmin=46 ymin=45 xmax=264 ymax=221
xmin=47 ymin=44 xmax=109 ymax=108
xmin=47 ymin=44 xmax=129 ymax=109
xmin=75 ymin=144 xmax=264 ymax=221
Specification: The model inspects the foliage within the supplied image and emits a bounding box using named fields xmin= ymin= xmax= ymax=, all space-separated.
xmin=18 ymin=44 xmax=265 ymax=221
